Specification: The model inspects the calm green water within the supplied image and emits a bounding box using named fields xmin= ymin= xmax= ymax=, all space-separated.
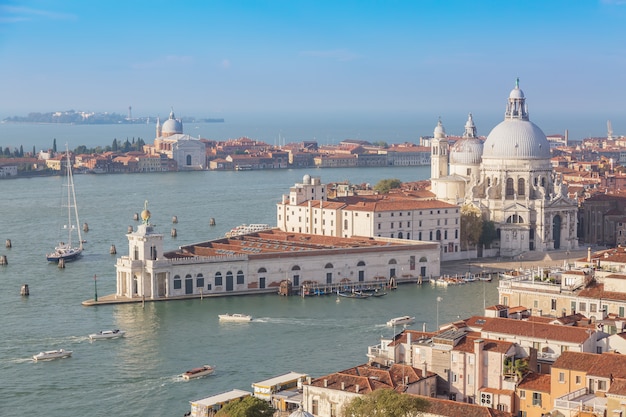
xmin=0 ymin=167 xmax=498 ymax=417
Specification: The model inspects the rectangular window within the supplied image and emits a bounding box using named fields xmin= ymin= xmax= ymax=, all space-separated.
xmin=619 ymin=306 xmax=624 ymax=317
xmin=519 ymin=390 xmax=526 ymax=399
xmin=173 ymin=279 xmax=182 ymax=290
xmin=551 ymin=299 xmax=557 ymax=310
xmin=532 ymin=392 xmax=542 ymax=407
xmin=559 ymin=372 xmax=565 ymax=383
xmin=312 ymin=400 xmax=318 ymax=415
xmin=576 ymin=375 xmax=581 ymax=384
xmin=598 ymin=380 xmax=607 ymax=391
xmin=579 ymin=302 xmax=586 ymax=312
xmin=590 ymin=304 xmax=597 ymax=313
xmin=196 ymin=278 xmax=205 ymax=288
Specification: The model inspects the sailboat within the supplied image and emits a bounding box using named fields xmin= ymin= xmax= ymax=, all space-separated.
xmin=46 ymin=147 xmax=83 ymax=263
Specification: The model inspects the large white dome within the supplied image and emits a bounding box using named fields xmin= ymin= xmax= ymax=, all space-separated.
xmin=162 ymin=109 xmax=183 ymax=135
xmin=482 ymin=119 xmax=550 ymax=160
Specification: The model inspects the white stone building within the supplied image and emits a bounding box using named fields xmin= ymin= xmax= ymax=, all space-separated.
xmin=114 ymin=206 xmax=440 ymax=301
xmin=144 ymin=109 xmax=206 ymax=170
xmin=430 ymin=79 xmax=579 ymax=257
xmin=276 ymin=174 xmax=462 ymax=260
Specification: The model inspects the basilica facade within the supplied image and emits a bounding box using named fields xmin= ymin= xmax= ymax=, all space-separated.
xmin=430 ymin=79 xmax=578 ymax=257
xmin=143 ymin=109 xmax=206 ymax=170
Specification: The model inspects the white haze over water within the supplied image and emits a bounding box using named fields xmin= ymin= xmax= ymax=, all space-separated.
xmin=0 ymin=110 xmax=618 ymax=152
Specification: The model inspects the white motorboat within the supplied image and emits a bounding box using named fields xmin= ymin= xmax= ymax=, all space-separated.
xmin=386 ymin=315 xmax=415 ymax=327
xmin=33 ymin=349 xmax=73 ymax=361
xmin=218 ymin=313 xmax=252 ymax=322
xmin=182 ymin=365 xmax=215 ymax=380
xmin=89 ymin=329 xmax=126 ymax=340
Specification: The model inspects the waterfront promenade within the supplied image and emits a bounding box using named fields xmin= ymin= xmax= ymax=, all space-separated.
xmin=440 ymin=248 xmax=591 ymax=278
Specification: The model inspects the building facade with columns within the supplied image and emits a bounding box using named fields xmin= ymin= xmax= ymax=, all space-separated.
xmin=143 ymin=109 xmax=206 ymax=170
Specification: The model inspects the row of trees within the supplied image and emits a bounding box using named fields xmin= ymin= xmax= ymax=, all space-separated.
xmin=0 ymin=138 xmax=147 ymax=160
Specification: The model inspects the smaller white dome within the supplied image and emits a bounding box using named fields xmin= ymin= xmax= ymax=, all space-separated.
xmin=289 ymin=407 xmax=314 ymax=417
xmin=450 ymin=138 xmax=483 ymax=165
xmin=433 ymin=119 xmax=446 ymax=138
xmin=303 ymin=174 xmax=311 ymax=185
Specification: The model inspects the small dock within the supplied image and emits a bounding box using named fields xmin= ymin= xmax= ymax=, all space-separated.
xmin=297 ymin=275 xmax=425 ymax=297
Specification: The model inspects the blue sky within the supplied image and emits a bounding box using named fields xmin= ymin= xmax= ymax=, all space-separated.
xmin=1 ymin=0 xmax=625 ymax=138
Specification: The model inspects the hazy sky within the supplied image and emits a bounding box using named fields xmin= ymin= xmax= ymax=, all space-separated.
xmin=1 ymin=0 xmax=625 ymax=137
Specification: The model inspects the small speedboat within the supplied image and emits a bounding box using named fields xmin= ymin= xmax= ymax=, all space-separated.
xmin=89 ymin=329 xmax=126 ymax=340
xmin=386 ymin=315 xmax=415 ymax=327
xmin=218 ymin=313 xmax=252 ymax=322
xmin=182 ymin=365 xmax=215 ymax=380
xmin=33 ymin=349 xmax=73 ymax=361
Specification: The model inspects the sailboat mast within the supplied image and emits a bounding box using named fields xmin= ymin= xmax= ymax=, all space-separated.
xmin=66 ymin=148 xmax=82 ymax=250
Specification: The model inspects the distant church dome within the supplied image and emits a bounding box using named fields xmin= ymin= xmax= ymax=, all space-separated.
xmin=303 ymin=174 xmax=311 ymax=185
xmin=482 ymin=79 xmax=551 ymax=160
xmin=161 ymin=109 xmax=183 ymax=135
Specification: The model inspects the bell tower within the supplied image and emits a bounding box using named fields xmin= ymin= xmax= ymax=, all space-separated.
xmin=430 ymin=118 xmax=449 ymax=179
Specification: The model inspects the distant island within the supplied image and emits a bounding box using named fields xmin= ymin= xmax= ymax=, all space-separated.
xmin=1 ymin=110 xmax=224 ymax=125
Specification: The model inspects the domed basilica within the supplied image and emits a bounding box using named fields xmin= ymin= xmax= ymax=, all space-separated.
xmin=430 ymin=79 xmax=578 ymax=257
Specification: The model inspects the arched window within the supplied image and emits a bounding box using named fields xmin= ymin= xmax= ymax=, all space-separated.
xmin=398 ymin=232 xmax=403 ymax=239
xmin=436 ymin=230 xmax=442 ymax=240
xmin=215 ymin=272 xmax=223 ymax=286
xmin=236 ymin=270 xmax=244 ymax=285
xmin=487 ymin=177 xmax=491 ymax=187
xmin=257 ymin=267 xmax=267 ymax=273
xmin=518 ymin=178 xmax=525 ymax=196
xmin=357 ymin=261 xmax=366 ymax=266
xmin=186 ymin=154 xmax=192 ymax=166
xmin=506 ymin=178 xmax=515 ymax=196
xmin=325 ymin=263 xmax=333 ymax=269
xmin=344 ymin=219 xmax=348 ymax=229
xmin=541 ymin=177 xmax=546 ymax=187
xmin=173 ymin=275 xmax=181 ymax=289
xmin=196 ymin=273 xmax=204 ymax=288
xmin=419 ymin=256 xmax=427 ymax=262
xmin=388 ymin=259 xmax=397 ymax=265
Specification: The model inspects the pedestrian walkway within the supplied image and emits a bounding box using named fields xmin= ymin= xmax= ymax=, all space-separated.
xmin=441 ymin=248 xmax=590 ymax=277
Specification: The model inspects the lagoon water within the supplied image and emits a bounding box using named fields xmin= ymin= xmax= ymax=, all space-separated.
xmin=0 ymin=124 xmax=499 ymax=417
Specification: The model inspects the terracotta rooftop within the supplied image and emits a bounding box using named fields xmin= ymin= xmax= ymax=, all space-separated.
xmin=416 ymin=395 xmax=514 ymax=417
xmin=165 ymin=229 xmax=437 ymax=259
xmin=578 ymin=283 xmax=626 ymax=302
xmin=481 ymin=317 xmax=593 ymax=343
xmin=553 ymin=351 xmax=626 ymax=379
xmin=518 ymin=373 xmax=551 ymax=393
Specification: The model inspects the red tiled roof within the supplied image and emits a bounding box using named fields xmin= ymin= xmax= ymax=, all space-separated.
xmin=518 ymin=373 xmax=551 ymax=392
xmin=481 ymin=317 xmax=592 ymax=343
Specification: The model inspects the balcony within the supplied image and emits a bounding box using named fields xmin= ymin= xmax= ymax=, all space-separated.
xmin=554 ymin=388 xmax=607 ymax=416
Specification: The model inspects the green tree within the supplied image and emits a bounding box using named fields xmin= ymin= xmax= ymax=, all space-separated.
xmin=32 ymin=145 xmax=36 ymax=156
xmin=19 ymin=145 xmax=23 ymax=157
xmin=342 ymin=388 xmax=428 ymax=417
xmin=53 ymin=138 xmax=57 ymax=153
xmin=460 ymin=203 xmax=483 ymax=251
xmin=479 ymin=220 xmax=497 ymax=248
xmin=112 ymin=138 xmax=118 ymax=151
xmin=372 ymin=141 xmax=389 ymax=148
xmin=215 ymin=395 xmax=274 ymax=417
xmin=373 ymin=178 xmax=402 ymax=194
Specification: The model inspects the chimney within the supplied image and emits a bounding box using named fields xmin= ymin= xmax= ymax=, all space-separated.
xmin=355 ymin=384 xmax=360 ymax=393
xmin=422 ymin=361 xmax=427 ymax=377
xmin=341 ymin=382 xmax=345 ymax=390
xmin=588 ymin=247 xmax=592 ymax=263
xmin=404 ymin=375 xmax=409 ymax=385
xmin=323 ymin=379 xmax=327 ymax=388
